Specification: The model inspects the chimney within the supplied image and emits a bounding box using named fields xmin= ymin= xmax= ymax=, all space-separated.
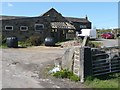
xmin=85 ymin=15 xmax=88 ymax=20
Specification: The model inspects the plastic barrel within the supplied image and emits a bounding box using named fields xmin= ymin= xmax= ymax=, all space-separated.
xmin=6 ymin=37 xmax=18 ymax=48
xmin=44 ymin=37 xmax=55 ymax=46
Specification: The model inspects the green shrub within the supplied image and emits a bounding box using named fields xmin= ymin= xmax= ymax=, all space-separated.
xmin=18 ymin=41 xmax=27 ymax=47
xmin=69 ymin=74 xmax=80 ymax=82
xmin=88 ymin=41 xmax=102 ymax=48
xmin=0 ymin=43 xmax=7 ymax=48
xmin=0 ymin=35 xmax=6 ymax=44
xmin=2 ymin=38 xmax=6 ymax=44
xmin=53 ymin=70 xmax=67 ymax=78
xmin=53 ymin=69 xmax=70 ymax=78
xmin=52 ymin=69 xmax=80 ymax=82
xmin=25 ymin=35 xmax=42 ymax=46
xmin=0 ymin=35 xmax=7 ymax=48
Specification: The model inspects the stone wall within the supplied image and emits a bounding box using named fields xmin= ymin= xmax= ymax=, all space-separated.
xmin=1 ymin=9 xmax=69 ymax=42
xmin=61 ymin=46 xmax=81 ymax=76
xmin=61 ymin=40 xmax=81 ymax=48
xmin=61 ymin=46 xmax=92 ymax=82
xmin=1 ymin=16 xmax=73 ymax=42
xmin=2 ymin=17 xmax=51 ymax=41
xmin=73 ymin=47 xmax=81 ymax=77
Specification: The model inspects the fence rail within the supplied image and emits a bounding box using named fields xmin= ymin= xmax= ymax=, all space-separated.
xmin=62 ymin=46 xmax=120 ymax=82
xmin=91 ymin=46 xmax=120 ymax=76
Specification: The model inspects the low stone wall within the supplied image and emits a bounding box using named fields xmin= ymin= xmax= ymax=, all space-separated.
xmin=61 ymin=46 xmax=92 ymax=82
xmin=61 ymin=46 xmax=82 ymax=80
xmin=73 ymin=47 xmax=81 ymax=77
xmin=61 ymin=41 xmax=81 ymax=48
xmin=61 ymin=46 xmax=120 ymax=82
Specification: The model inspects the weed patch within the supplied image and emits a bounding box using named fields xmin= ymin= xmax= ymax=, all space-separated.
xmin=88 ymin=41 xmax=102 ymax=48
xmin=0 ymin=43 xmax=7 ymax=48
xmin=51 ymin=69 xmax=80 ymax=82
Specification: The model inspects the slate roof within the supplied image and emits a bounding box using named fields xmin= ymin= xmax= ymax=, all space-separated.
xmin=0 ymin=15 xmax=26 ymax=20
xmin=40 ymin=8 xmax=61 ymax=17
xmin=0 ymin=8 xmax=91 ymax=24
xmin=65 ymin=17 xmax=91 ymax=23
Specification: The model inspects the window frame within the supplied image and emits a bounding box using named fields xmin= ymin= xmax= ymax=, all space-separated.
xmin=35 ymin=24 xmax=44 ymax=31
xmin=20 ymin=26 xmax=28 ymax=31
xmin=80 ymin=25 xmax=87 ymax=29
xmin=5 ymin=25 xmax=13 ymax=31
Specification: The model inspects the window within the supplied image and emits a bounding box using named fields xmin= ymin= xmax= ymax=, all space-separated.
xmin=5 ymin=26 xmax=13 ymax=31
xmin=80 ymin=25 xmax=86 ymax=29
xmin=68 ymin=30 xmax=74 ymax=33
xmin=20 ymin=26 xmax=28 ymax=31
xmin=35 ymin=24 xmax=44 ymax=31
xmin=52 ymin=29 xmax=54 ymax=32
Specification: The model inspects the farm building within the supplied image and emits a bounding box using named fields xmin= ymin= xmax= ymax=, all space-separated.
xmin=0 ymin=8 xmax=91 ymax=42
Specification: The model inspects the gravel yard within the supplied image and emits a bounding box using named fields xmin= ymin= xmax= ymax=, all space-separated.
xmin=92 ymin=38 xmax=119 ymax=47
xmin=1 ymin=46 xmax=86 ymax=88
xmin=1 ymin=39 xmax=119 ymax=88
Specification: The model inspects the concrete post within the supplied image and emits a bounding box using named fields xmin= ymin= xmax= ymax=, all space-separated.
xmin=82 ymin=36 xmax=89 ymax=47
xmin=79 ymin=47 xmax=84 ymax=82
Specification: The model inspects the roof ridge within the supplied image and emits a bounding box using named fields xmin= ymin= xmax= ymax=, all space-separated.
xmin=40 ymin=8 xmax=59 ymax=17
xmin=65 ymin=17 xmax=90 ymax=23
xmin=65 ymin=17 xmax=86 ymax=19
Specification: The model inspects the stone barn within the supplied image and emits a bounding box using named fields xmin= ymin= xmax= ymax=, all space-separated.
xmin=0 ymin=8 xmax=91 ymax=42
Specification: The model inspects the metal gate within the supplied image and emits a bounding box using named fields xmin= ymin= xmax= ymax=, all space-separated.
xmin=91 ymin=46 xmax=120 ymax=76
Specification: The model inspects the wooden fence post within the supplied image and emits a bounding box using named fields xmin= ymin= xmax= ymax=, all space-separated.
xmin=84 ymin=47 xmax=93 ymax=77
xmin=80 ymin=46 xmax=92 ymax=82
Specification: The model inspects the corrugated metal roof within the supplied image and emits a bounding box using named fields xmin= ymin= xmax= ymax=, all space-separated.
xmin=51 ymin=22 xmax=75 ymax=29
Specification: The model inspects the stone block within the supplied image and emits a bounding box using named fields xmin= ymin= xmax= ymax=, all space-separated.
xmin=61 ymin=47 xmax=75 ymax=71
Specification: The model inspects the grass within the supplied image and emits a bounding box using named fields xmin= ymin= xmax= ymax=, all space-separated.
xmin=85 ymin=77 xmax=118 ymax=88
xmin=0 ymin=43 xmax=7 ymax=48
xmin=18 ymin=41 xmax=28 ymax=47
xmin=88 ymin=41 xmax=103 ymax=48
xmin=46 ymin=64 xmax=81 ymax=82
xmin=85 ymin=73 xmax=120 ymax=88
xmin=51 ymin=69 xmax=80 ymax=82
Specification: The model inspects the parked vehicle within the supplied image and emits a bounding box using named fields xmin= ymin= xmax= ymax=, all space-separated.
xmin=77 ymin=29 xmax=97 ymax=39
xmin=101 ymin=33 xmax=114 ymax=39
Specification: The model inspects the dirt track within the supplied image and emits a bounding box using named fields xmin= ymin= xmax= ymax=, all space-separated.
xmin=1 ymin=46 xmax=86 ymax=88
